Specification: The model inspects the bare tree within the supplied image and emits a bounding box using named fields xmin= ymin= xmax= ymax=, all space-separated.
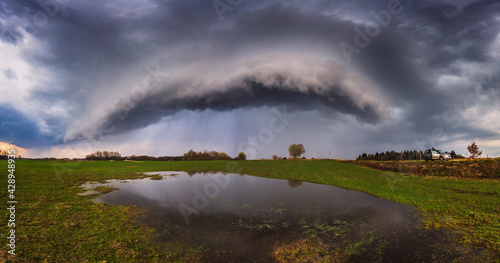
xmin=467 ymin=142 xmax=483 ymax=159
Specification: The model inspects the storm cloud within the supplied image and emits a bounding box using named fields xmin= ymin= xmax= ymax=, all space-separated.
xmin=1 ymin=0 xmax=499 ymax=158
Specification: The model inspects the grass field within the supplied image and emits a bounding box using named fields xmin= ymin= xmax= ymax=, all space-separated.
xmin=1 ymin=160 xmax=499 ymax=262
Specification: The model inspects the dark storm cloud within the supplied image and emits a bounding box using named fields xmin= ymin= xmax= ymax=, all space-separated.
xmin=0 ymin=23 xmax=23 ymax=44
xmin=393 ymin=0 xmax=500 ymax=142
xmin=405 ymin=0 xmax=500 ymax=67
xmin=0 ymin=1 xmax=27 ymax=44
xmin=0 ymin=106 xmax=46 ymax=147
xmin=1 ymin=0 xmax=499 ymax=150
xmin=4 ymin=0 xmax=392 ymax=140
xmin=95 ymin=79 xmax=382 ymax=139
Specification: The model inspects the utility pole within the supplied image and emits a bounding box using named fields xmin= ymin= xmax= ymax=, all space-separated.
xmin=328 ymin=151 xmax=330 ymax=159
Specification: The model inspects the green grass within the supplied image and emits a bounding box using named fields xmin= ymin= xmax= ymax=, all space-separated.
xmin=1 ymin=159 xmax=499 ymax=262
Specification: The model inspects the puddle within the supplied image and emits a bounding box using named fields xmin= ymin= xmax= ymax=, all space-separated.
xmin=84 ymin=171 xmax=489 ymax=262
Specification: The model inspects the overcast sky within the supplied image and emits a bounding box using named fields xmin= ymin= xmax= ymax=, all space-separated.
xmin=1 ymin=0 xmax=499 ymax=159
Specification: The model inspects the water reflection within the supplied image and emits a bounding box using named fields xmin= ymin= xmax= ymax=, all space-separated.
xmin=287 ymin=180 xmax=303 ymax=188
xmin=88 ymin=172 xmax=482 ymax=262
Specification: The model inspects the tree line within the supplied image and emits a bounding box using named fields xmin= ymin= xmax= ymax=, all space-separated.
xmin=356 ymin=150 xmax=465 ymax=161
xmin=126 ymin=155 xmax=183 ymax=161
xmin=84 ymin=150 xmax=246 ymax=161
xmin=0 ymin=150 xmax=9 ymax=160
xmin=85 ymin=151 xmax=123 ymax=161
xmin=0 ymin=150 xmax=22 ymax=160
xmin=182 ymin=150 xmax=246 ymax=161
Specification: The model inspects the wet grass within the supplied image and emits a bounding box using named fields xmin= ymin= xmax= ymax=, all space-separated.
xmin=0 ymin=159 xmax=499 ymax=262
xmin=94 ymin=186 xmax=120 ymax=194
xmin=272 ymin=239 xmax=342 ymax=262
xmin=148 ymin=174 xmax=164 ymax=180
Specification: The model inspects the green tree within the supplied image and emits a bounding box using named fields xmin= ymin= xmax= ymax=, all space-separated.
xmin=183 ymin=149 xmax=198 ymax=161
xmin=288 ymin=144 xmax=306 ymax=159
xmin=236 ymin=152 xmax=246 ymax=160
xmin=219 ymin=152 xmax=232 ymax=160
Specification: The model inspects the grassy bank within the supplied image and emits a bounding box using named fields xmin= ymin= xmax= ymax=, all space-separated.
xmin=340 ymin=159 xmax=500 ymax=178
xmin=1 ymin=160 xmax=499 ymax=262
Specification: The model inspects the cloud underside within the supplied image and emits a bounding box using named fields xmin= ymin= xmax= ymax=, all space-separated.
xmin=70 ymin=79 xmax=381 ymax=141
